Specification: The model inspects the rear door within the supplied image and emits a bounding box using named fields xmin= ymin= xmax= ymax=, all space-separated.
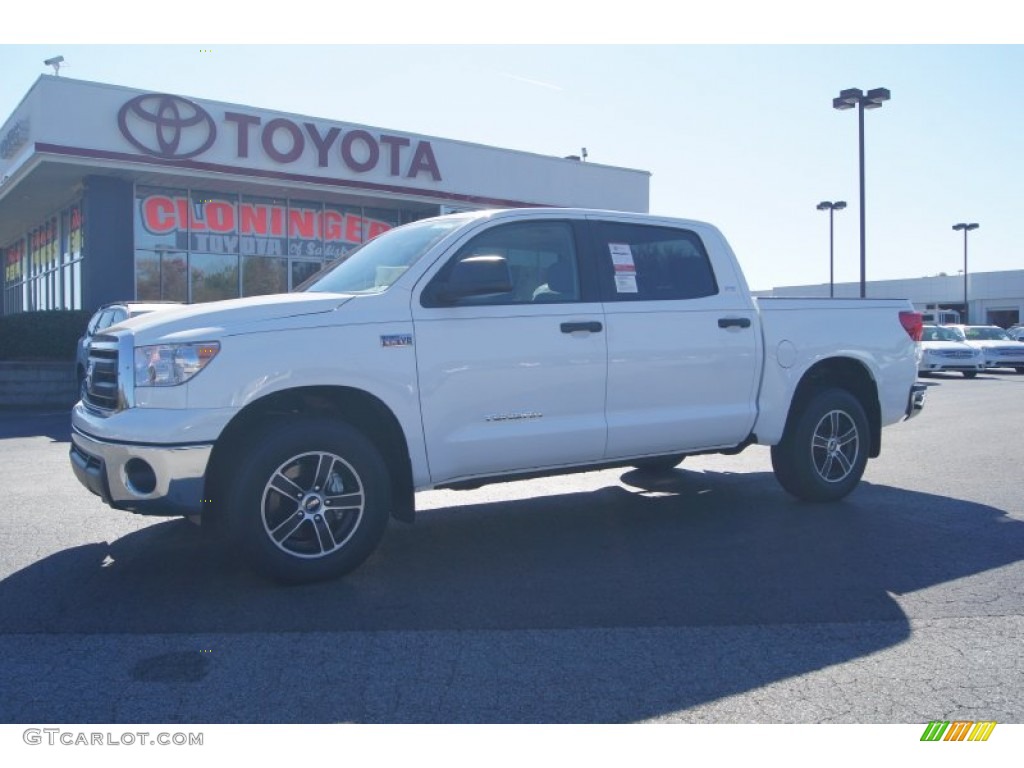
xmin=411 ymin=218 xmax=608 ymax=483
xmin=588 ymin=216 xmax=760 ymax=458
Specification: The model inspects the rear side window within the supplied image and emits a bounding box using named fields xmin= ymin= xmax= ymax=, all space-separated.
xmin=592 ymin=222 xmax=717 ymax=302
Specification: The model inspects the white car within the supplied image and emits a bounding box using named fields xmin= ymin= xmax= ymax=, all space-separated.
xmin=948 ymin=325 xmax=1024 ymax=373
xmin=1006 ymin=325 xmax=1024 ymax=342
xmin=918 ymin=325 xmax=984 ymax=378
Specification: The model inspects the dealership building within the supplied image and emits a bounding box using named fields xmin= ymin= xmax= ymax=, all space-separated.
xmin=0 ymin=75 xmax=650 ymax=315
xmin=758 ymin=271 xmax=1024 ymax=329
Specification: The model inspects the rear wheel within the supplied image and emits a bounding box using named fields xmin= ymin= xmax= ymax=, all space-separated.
xmin=771 ymin=388 xmax=869 ymax=502
xmin=1015 ymin=367 xmax=1024 ymax=374
xmin=226 ymin=418 xmax=391 ymax=584
xmin=962 ymin=371 xmax=978 ymax=379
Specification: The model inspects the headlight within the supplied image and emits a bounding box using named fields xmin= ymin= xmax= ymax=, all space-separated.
xmin=134 ymin=342 xmax=220 ymax=387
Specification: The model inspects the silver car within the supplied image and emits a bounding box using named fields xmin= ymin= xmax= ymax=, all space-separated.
xmin=948 ymin=325 xmax=1024 ymax=373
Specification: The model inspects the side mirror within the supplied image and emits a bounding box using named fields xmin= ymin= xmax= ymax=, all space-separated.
xmin=437 ymin=255 xmax=514 ymax=304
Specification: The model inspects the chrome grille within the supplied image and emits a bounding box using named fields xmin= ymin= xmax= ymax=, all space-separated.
xmin=936 ymin=350 xmax=974 ymax=359
xmin=84 ymin=337 xmax=120 ymax=411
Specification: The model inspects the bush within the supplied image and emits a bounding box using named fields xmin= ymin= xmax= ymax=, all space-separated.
xmin=0 ymin=310 xmax=93 ymax=361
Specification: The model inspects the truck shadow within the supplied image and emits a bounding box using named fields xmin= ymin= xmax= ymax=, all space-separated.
xmin=1 ymin=468 xmax=1020 ymax=723
xmin=0 ymin=409 xmax=71 ymax=443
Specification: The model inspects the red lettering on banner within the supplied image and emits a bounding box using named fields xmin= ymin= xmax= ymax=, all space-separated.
xmin=144 ymin=196 xmax=177 ymax=233
xmin=288 ymin=209 xmax=316 ymax=239
xmin=270 ymin=206 xmax=284 ymax=237
xmin=206 ymin=201 xmax=236 ymax=233
xmin=240 ymin=203 xmax=267 ymax=235
xmin=322 ymin=210 xmax=344 ymax=241
xmin=181 ymin=198 xmax=207 ymax=232
xmin=345 ymin=215 xmax=364 ymax=243
xmin=366 ymin=221 xmax=390 ymax=240
xmin=137 ymin=195 xmax=397 ymax=246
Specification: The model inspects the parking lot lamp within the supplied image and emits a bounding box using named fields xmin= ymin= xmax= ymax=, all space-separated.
xmin=952 ymin=222 xmax=979 ymax=324
xmin=817 ymin=201 xmax=847 ymax=297
xmin=832 ymin=87 xmax=891 ymax=298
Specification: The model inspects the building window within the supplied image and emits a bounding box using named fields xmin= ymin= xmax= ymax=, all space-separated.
xmin=132 ymin=184 xmax=418 ymax=305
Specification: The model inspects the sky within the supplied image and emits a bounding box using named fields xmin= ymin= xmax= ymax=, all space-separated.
xmin=1 ymin=8 xmax=1020 ymax=292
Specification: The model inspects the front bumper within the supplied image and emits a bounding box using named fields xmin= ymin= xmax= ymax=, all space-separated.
xmin=904 ymin=383 xmax=927 ymax=421
xmin=70 ymin=425 xmax=213 ymax=516
xmin=918 ymin=361 xmax=984 ymax=373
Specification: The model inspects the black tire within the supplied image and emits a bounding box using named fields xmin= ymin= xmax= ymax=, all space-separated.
xmin=1016 ymin=367 xmax=1024 ymax=374
xmin=962 ymin=371 xmax=978 ymax=379
xmin=632 ymin=455 xmax=685 ymax=473
xmin=226 ymin=418 xmax=391 ymax=584
xmin=771 ymin=388 xmax=869 ymax=502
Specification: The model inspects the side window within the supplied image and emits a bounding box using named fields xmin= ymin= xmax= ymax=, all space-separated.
xmin=593 ymin=222 xmax=718 ymax=302
xmin=422 ymin=221 xmax=581 ymax=307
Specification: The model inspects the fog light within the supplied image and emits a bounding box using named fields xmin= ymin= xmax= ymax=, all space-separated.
xmin=124 ymin=458 xmax=157 ymax=495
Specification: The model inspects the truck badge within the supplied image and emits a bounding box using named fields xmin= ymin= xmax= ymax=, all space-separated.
xmin=380 ymin=334 xmax=413 ymax=348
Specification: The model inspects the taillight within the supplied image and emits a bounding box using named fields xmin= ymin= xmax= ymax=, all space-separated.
xmin=900 ymin=311 xmax=923 ymax=342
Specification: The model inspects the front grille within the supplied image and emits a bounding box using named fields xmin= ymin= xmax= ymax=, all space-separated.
xmin=936 ymin=350 xmax=974 ymax=359
xmin=994 ymin=347 xmax=1023 ymax=357
xmin=84 ymin=337 xmax=120 ymax=411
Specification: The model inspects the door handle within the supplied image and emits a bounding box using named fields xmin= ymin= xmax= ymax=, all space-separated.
xmin=718 ymin=317 xmax=751 ymax=329
xmin=561 ymin=321 xmax=603 ymax=334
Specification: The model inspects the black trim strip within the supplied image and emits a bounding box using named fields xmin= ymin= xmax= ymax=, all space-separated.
xmin=73 ymin=424 xmax=213 ymax=450
xmin=35 ymin=142 xmax=550 ymax=209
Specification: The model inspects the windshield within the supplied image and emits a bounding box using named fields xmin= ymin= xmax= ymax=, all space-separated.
xmin=922 ymin=326 xmax=961 ymax=342
xmin=964 ymin=327 xmax=1010 ymax=341
xmin=302 ymin=217 xmax=470 ymax=295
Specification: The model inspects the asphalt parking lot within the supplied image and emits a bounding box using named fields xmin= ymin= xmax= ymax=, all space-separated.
xmin=0 ymin=370 xmax=1022 ymax=724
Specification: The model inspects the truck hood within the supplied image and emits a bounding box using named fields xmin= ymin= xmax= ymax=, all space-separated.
xmin=108 ymin=293 xmax=352 ymax=345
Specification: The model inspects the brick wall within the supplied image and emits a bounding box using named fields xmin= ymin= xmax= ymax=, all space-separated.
xmin=0 ymin=362 xmax=77 ymax=409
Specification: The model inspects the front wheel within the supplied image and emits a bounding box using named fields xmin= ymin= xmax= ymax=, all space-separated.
xmin=771 ymin=388 xmax=869 ymax=502
xmin=962 ymin=370 xmax=978 ymax=379
xmin=226 ymin=418 xmax=392 ymax=584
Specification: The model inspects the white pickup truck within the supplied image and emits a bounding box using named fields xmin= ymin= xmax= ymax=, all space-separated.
xmin=70 ymin=208 xmax=926 ymax=583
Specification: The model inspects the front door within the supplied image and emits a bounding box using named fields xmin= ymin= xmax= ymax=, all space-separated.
xmin=412 ymin=219 xmax=607 ymax=484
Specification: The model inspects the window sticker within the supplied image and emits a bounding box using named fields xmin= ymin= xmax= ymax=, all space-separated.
xmin=609 ymin=242 xmax=638 ymax=293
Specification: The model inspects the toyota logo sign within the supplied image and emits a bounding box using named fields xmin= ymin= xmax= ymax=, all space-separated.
xmin=118 ymin=93 xmax=217 ymax=160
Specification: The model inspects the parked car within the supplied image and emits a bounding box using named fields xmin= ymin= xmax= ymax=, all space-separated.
xmin=918 ymin=324 xmax=985 ymax=378
xmin=1006 ymin=324 xmax=1024 ymax=342
xmin=76 ymin=302 xmax=181 ymax=395
xmin=948 ymin=324 xmax=1024 ymax=372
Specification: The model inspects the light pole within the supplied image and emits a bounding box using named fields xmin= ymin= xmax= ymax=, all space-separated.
xmin=817 ymin=200 xmax=847 ymax=297
xmin=832 ymin=87 xmax=891 ymax=298
xmin=952 ymin=222 xmax=979 ymax=324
